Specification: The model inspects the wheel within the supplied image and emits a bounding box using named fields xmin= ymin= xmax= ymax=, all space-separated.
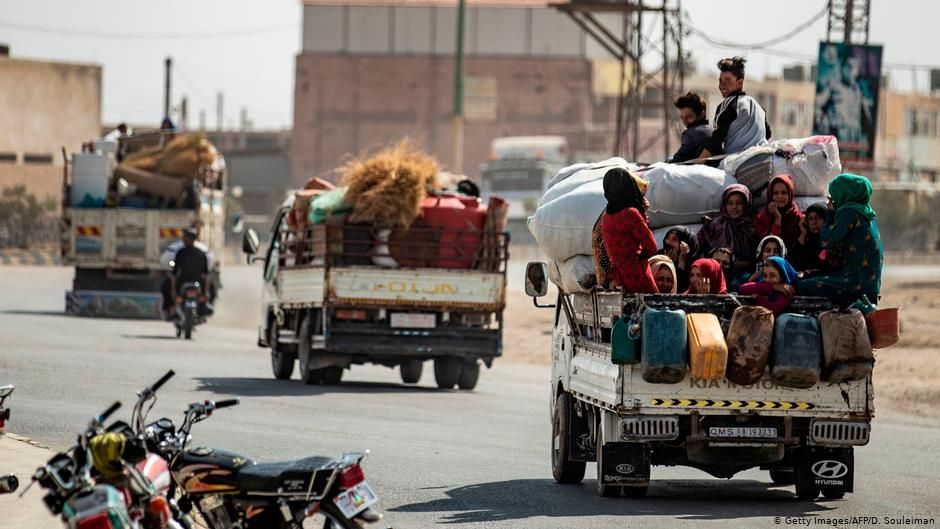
xmin=322 ymin=366 xmax=344 ymax=385
xmin=769 ymin=469 xmax=796 ymax=485
xmin=551 ymin=393 xmax=586 ymax=484
xmin=400 ymin=360 xmax=423 ymax=384
xmin=298 ymin=315 xmax=322 ymax=385
xmin=622 ymin=485 xmax=648 ymax=498
xmin=183 ymin=311 xmax=194 ymax=340
xmin=319 ymin=499 xmax=365 ymax=529
xmin=596 ymin=424 xmax=621 ymax=497
xmin=456 ymin=358 xmax=481 ymax=390
xmin=269 ymin=320 xmax=295 ymax=380
xmin=433 ymin=357 xmax=461 ymax=389
xmin=821 ymin=486 xmax=846 ymax=500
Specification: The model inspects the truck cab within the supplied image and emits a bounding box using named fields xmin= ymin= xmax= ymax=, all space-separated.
xmin=525 ymin=262 xmax=872 ymax=500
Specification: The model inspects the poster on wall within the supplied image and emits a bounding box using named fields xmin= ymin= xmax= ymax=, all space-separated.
xmin=813 ymin=41 xmax=883 ymax=170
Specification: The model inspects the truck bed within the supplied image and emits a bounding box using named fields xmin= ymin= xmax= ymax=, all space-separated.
xmin=563 ymin=291 xmax=873 ymax=419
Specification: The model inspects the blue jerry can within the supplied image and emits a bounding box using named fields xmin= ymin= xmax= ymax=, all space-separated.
xmin=771 ymin=313 xmax=822 ymax=389
xmin=641 ymin=308 xmax=688 ymax=384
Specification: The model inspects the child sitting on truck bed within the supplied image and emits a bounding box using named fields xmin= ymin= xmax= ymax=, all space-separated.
xmin=685 ymin=258 xmax=728 ymax=294
xmin=739 ymin=255 xmax=798 ymax=315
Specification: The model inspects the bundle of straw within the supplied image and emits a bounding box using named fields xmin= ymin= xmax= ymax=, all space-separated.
xmin=339 ymin=141 xmax=440 ymax=227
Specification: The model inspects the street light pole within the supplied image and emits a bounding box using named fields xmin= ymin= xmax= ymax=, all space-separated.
xmin=452 ymin=0 xmax=466 ymax=174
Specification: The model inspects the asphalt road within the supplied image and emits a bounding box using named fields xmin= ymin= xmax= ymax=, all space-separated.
xmin=1 ymin=265 xmax=939 ymax=529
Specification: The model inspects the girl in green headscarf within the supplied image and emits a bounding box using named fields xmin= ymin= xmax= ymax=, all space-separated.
xmin=797 ymin=173 xmax=883 ymax=306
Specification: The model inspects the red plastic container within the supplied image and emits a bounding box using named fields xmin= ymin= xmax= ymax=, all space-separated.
xmin=420 ymin=194 xmax=486 ymax=268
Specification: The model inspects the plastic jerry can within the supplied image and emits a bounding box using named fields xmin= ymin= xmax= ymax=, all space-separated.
xmin=771 ymin=313 xmax=822 ymax=389
xmin=641 ymin=308 xmax=688 ymax=383
xmin=611 ymin=316 xmax=641 ymax=365
xmin=725 ymin=306 xmax=774 ymax=385
xmin=687 ymin=313 xmax=728 ymax=381
xmin=420 ymin=194 xmax=486 ymax=269
xmin=818 ymin=309 xmax=874 ymax=383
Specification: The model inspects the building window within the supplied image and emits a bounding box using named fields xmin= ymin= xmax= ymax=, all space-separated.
xmin=0 ymin=152 xmax=16 ymax=163
xmin=23 ymin=153 xmax=53 ymax=165
xmin=905 ymin=109 xmax=939 ymax=137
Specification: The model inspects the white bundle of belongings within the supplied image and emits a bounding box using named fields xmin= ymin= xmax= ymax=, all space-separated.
xmin=721 ymin=135 xmax=842 ymax=200
xmin=643 ymin=163 xmax=736 ymax=229
xmin=527 ymin=158 xmax=635 ymax=263
xmin=529 ymin=158 xmax=734 ymax=263
xmin=547 ymin=255 xmax=597 ymax=294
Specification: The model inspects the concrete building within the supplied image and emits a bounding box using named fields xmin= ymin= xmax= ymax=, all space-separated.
xmin=293 ymin=0 xmax=633 ymax=185
xmin=206 ymin=130 xmax=293 ymax=215
xmin=0 ymin=49 xmax=102 ymax=204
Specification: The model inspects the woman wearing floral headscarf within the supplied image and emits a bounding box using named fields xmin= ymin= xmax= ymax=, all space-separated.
xmin=797 ymin=173 xmax=883 ymax=306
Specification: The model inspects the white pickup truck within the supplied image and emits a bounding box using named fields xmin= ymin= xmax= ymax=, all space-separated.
xmin=242 ymin=201 xmax=508 ymax=389
xmin=524 ymin=262 xmax=872 ymax=500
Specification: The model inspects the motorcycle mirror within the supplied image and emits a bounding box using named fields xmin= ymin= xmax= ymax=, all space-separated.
xmin=0 ymin=385 xmax=14 ymax=398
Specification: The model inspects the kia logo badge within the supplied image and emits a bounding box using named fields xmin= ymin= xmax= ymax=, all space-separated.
xmin=811 ymin=460 xmax=848 ymax=479
xmin=615 ymin=464 xmax=635 ymax=474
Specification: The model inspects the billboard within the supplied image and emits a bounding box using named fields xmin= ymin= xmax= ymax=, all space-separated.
xmin=813 ymin=42 xmax=883 ymax=170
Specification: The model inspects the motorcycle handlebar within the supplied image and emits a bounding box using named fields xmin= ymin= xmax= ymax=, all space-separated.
xmin=98 ymin=401 xmax=121 ymax=423
xmin=213 ymin=399 xmax=239 ymax=409
xmin=151 ymin=370 xmax=175 ymax=393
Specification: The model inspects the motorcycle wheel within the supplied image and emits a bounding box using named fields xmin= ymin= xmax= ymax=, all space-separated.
xmin=184 ymin=311 xmax=194 ymax=340
xmin=319 ymin=501 xmax=365 ymax=529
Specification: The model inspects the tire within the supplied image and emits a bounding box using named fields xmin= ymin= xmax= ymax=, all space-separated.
xmin=551 ymin=393 xmax=586 ymax=485
xmin=400 ymin=360 xmax=423 ymax=384
xmin=456 ymin=358 xmax=481 ymax=390
xmin=433 ymin=357 xmax=461 ymax=389
xmin=298 ymin=316 xmax=322 ymax=385
xmin=184 ymin=311 xmax=194 ymax=340
xmin=596 ymin=423 xmax=621 ymax=497
xmin=623 ymin=485 xmax=648 ymax=498
xmin=319 ymin=500 xmax=365 ymax=529
xmin=270 ymin=318 xmax=294 ymax=380
xmin=821 ymin=486 xmax=846 ymax=500
xmin=322 ymin=366 xmax=344 ymax=385
xmin=769 ymin=469 xmax=796 ymax=485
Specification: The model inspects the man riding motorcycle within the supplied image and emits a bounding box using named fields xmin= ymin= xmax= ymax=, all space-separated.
xmin=166 ymin=228 xmax=212 ymax=320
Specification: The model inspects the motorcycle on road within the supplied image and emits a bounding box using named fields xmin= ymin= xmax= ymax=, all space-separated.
xmin=174 ymin=281 xmax=208 ymax=340
xmin=137 ymin=370 xmax=383 ymax=529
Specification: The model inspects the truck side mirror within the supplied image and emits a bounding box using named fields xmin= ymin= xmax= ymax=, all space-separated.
xmin=525 ymin=262 xmax=549 ymax=298
xmin=242 ymin=228 xmax=260 ymax=256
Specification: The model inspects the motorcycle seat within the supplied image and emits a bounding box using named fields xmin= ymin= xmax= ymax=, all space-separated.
xmin=237 ymin=456 xmax=336 ymax=494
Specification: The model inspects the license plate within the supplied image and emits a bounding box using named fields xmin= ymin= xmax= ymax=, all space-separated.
xmin=709 ymin=427 xmax=778 ymax=438
xmin=333 ymin=481 xmax=378 ymax=519
xmin=390 ymin=313 xmax=436 ymax=329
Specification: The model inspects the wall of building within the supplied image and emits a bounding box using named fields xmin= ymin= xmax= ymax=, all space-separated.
xmin=292 ymin=53 xmax=592 ymax=183
xmin=0 ymin=56 xmax=102 ymax=203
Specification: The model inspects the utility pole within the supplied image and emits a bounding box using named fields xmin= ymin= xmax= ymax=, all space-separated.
xmin=452 ymin=0 xmax=466 ymax=174
xmin=180 ymin=96 xmax=188 ymax=131
xmin=199 ymin=110 xmax=207 ymax=131
xmin=826 ymin=0 xmax=871 ymax=44
xmin=216 ymin=92 xmax=224 ymax=132
xmin=163 ymin=57 xmax=172 ymax=120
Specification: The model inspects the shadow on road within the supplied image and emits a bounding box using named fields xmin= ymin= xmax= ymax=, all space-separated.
xmin=194 ymin=376 xmax=442 ymax=397
xmin=0 ymin=310 xmax=66 ymax=318
xmin=122 ymin=334 xmax=180 ymax=340
xmin=391 ymin=478 xmax=837 ymax=524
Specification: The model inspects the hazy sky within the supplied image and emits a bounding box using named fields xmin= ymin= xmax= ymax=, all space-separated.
xmin=3 ymin=0 xmax=938 ymax=130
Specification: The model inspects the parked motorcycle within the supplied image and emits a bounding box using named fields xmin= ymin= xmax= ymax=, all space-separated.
xmin=136 ymin=371 xmax=382 ymax=529
xmin=174 ymin=281 xmax=207 ymax=340
xmin=1 ymin=384 xmax=18 ymax=494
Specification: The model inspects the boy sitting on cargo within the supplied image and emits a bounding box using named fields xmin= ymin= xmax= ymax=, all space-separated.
xmin=738 ymin=256 xmax=798 ymax=315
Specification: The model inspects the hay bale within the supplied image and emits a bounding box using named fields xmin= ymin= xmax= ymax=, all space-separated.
xmin=340 ymin=141 xmax=440 ymax=227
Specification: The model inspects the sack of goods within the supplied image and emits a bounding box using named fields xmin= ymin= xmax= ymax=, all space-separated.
xmin=528 ymin=158 xmax=635 ymax=263
xmin=547 ymin=255 xmax=597 ymax=294
xmin=643 ymin=163 xmax=736 ymax=229
xmin=722 ymin=135 xmax=842 ymax=200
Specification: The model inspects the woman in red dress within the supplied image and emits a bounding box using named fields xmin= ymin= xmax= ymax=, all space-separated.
xmin=600 ymin=168 xmax=658 ymax=293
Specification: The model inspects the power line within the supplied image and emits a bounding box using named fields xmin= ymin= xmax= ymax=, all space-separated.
xmin=0 ymin=20 xmax=295 ymax=40
xmin=685 ymin=2 xmax=828 ymax=50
